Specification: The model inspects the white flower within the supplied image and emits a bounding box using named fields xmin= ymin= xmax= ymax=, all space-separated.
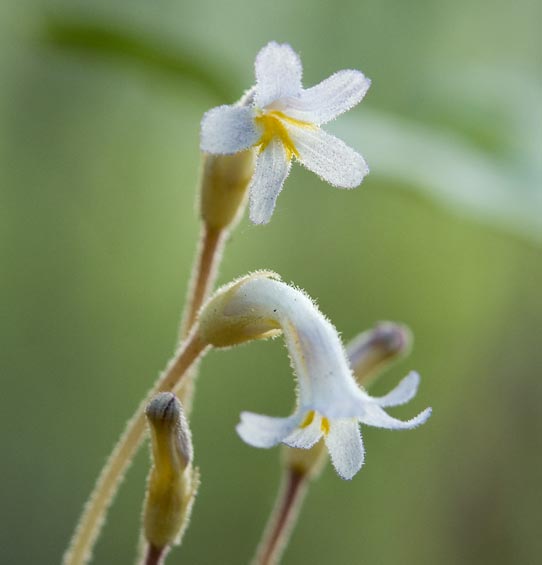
xmin=200 ymin=42 xmax=371 ymax=224
xmin=200 ymin=272 xmax=431 ymax=480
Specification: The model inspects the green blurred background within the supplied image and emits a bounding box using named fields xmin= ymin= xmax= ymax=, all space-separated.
xmin=1 ymin=0 xmax=541 ymax=563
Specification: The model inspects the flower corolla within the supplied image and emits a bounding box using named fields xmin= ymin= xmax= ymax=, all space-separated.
xmin=200 ymin=42 xmax=370 ymax=224
xmin=198 ymin=272 xmax=431 ymax=480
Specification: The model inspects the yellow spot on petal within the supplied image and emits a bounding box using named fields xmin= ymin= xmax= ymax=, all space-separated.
xmin=254 ymin=110 xmax=315 ymax=161
xmin=301 ymin=410 xmax=316 ymax=428
xmin=321 ymin=417 xmax=330 ymax=435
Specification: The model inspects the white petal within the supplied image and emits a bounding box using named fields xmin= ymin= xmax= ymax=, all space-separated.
xmin=288 ymin=126 xmax=368 ymax=188
xmin=280 ymin=70 xmax=370 ymax=125
xmin=249 ymin=139 xmax=292 ymax=224
xmin=324 ymin=419 xmax=365 ymax=480
xmin=372 ymin=371 xmax=421 ymax=408
xmin=200 ymin=105 xmax=260 ymax=154
xmin=220 ymin=275 xmax=369 ymax=420
xmin=254 ymin=42 xmax=303 ymax=108
xmin=236 ymin=411 xmax=302 ymax=448
xmin=277 ymin=300 xmax=362 ymax=417
xmin=359 ymin=404 xmax=432 ymax=430
xmin=283 ymin=412 xmax=323 ymax=449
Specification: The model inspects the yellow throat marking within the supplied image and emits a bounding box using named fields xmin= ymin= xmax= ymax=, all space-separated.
xmin=300 ymin=410 xmax=331 ymax=436
xmin=254 ymin=111 xmax=315 ymax=160
xmin=301 ymin=410 xmax=316 ymax=428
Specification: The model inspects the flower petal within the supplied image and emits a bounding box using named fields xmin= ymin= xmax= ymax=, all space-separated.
xmin=236 ymin=411 xmax=302 ymax=448
xmin=324 ymin=419 xmax=365 ymax=480
xmin=200 ymin=105 xmax=260 ymax=154
xmin=371 ymin=371 xmax=421 ymax=408
xmin=249 ymin=139 xmax=292 ymax=224
xmin=360 ymin=404 xmax=432 ymax=430
xmin=288 ymin=126 xmax=368 ymax=188
xmin=280 ymin=70 xmax=370 ymax=125
xmin=283 ymin=412 xmax=323 ymax=449
xmin=254 ymin=42 xmax=303 ymax=108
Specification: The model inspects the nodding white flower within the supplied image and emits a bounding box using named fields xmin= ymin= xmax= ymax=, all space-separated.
xmin=200 ymin=41 xmax=371 ymax=224
xmin=198 ymin=272 xmax=431 ymax=480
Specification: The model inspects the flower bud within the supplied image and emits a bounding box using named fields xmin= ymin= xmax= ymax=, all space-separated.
xmin=346 ymin=322 xmax=412 ymax=385
xmin=143 ymin=393 xmax=199 ymax=553
xmin=199 ymin=150 xmax=255 ymax=231
xmin=197 ymin=271 xmax=282 ymax=347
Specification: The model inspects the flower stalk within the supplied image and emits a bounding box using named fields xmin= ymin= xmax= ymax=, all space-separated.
xmin=179 ymin=150 xmax=255 ymax=340
xmin=253 ymin=466 xmax=310 ymax=565
xmin=253 ymin=322 xmax=416 ymax=565
xmin=63 ymin=39 xmax=433 ymax=565
xmin=176 ymin=149 xmax=255 ymax=411
xmin=63 ymin=331 xmax=207 ymax=565
xmin=179 ymin=224 xmax=225 ymax=338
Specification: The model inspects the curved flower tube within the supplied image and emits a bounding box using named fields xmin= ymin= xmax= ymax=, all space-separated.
xmin=198 ymin=272 xmax=431 ymax=480
xmin=200 ymin=42 xmax=371 ymax=224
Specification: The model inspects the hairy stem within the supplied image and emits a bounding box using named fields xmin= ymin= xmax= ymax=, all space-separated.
xmin=253 ymin=335 xmax=388 ymax=565
xmin=63 ymin=332 xmax=207 ymax=565
xmin=175 ymin=225 xmax=226 ymax=412
xmin=180 ymin=225 xmax=225 ymax=340
xmin=253 ymin=468 xmax=309 ymax=565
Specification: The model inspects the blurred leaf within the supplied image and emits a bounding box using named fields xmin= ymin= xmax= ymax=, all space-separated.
xmin=42 ymin=16 xmax=236 ymax=102
xmin=338 ymin=107 xmax=541 ymax=245
xmin=41 ymin=18 xmax=541 ymax=244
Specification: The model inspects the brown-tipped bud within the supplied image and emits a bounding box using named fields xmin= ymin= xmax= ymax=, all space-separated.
xmin=197 ymin=271 xmax=282 ymax=348
xmin=200 ymin=151 xmax=255 ymax=231
xmin=143 ymin=393 xmax=199 ymax=554
xmin=346 ymin=322 xmax=412 ymax=385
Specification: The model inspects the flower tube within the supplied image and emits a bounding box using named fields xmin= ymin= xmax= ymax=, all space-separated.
xmin=198 ymin=272 xmax=431 ymax=480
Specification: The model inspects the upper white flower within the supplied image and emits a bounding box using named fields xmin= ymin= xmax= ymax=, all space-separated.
xmin=200 ymin=42 xmax=371 ymax=224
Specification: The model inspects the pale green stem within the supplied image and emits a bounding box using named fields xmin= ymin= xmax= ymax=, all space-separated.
xmin=63 ymin=332 xmax=207 ymax=565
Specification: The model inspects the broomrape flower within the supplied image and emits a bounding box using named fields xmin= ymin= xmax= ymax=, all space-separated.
xmin=197 ymin=272 xmax=431 ymax=480
xmin=200 ymin=42 xmax=371 ymax=224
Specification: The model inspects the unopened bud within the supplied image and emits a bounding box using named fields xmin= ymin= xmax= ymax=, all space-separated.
xmin=143 ymin=393 xmax=199 ymax=554
xmin=200 ymin=151 xmax=255 ymax=231
xmin=197 ymin=271 xmax=282 ymax=347
xmin=346 ymin=322 xmax=412 ymax=385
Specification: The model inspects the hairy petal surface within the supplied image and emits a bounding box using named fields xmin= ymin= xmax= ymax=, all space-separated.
xmin=200 ymin=105 xmax=260 ymax=154
xmin=288 ymin=125 xmax=369 ymax=188
xmin=236 ymin=412 xmax=302 ymax=448
xmin=223 ymin=276 xmax=367 ymax=418
xmin=254 ymin=42 xmax=303 ymax=108
xmin=325 ymin=419 xmax=365 ymax=480
xmin=284 ymin=412 xmax=323 ymax=449
xmin=372 ymin=371 xmax=421 ymax=408
xmin=280 ymin=70 xmax=371 ymax=125
xmin=249 ymin=139 xmax=291 ymax=224
xmin=360 ymin=404 xmax=432 ymax=430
